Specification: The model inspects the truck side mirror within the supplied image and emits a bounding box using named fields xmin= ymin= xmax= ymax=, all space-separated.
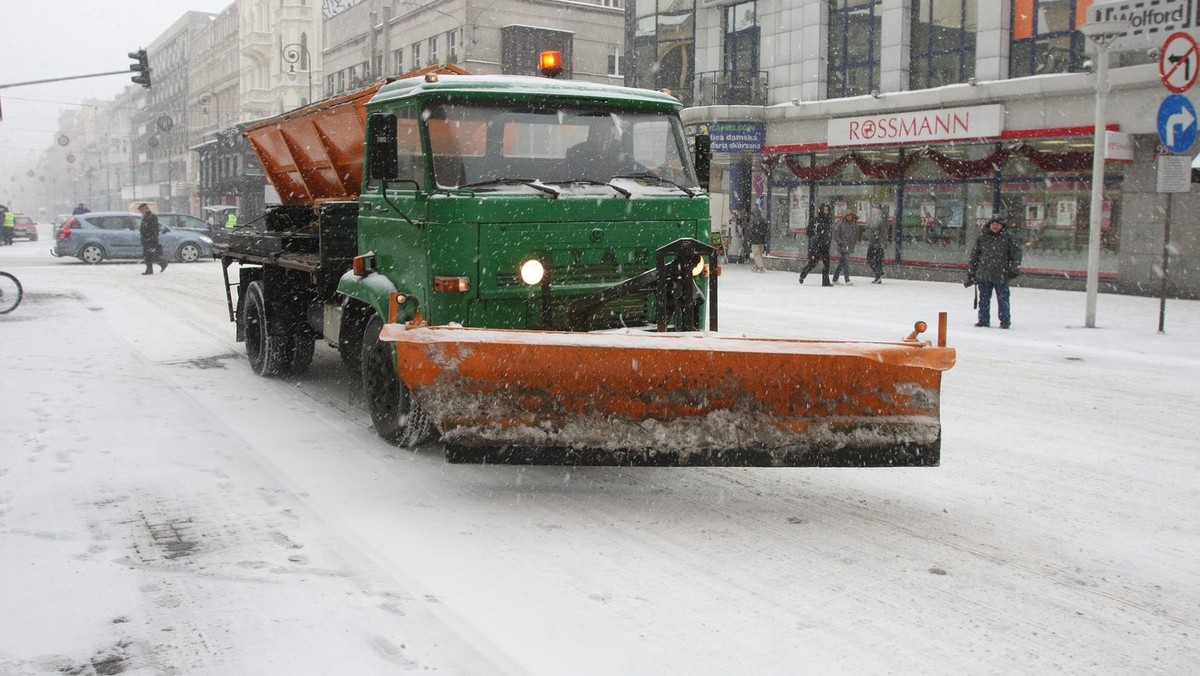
xmin=368 ymin=113 xmax=399 ymax=181
xmin=693 ymin=134 xmax=711 ymax=192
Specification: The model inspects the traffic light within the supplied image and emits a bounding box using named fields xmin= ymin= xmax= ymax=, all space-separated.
xmin=129 ymin=49 xmax=151 ymax=88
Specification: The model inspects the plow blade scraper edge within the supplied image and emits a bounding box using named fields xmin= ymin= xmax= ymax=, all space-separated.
xmin=381 ymin=325 xmax=956 ymax=467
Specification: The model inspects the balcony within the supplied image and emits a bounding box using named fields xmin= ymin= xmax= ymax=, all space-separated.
xmin=694 ymin=70 xmax=769 ymax=107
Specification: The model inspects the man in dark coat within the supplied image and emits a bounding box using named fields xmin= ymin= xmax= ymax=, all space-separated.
xmin=967 ymin=217 xmax=1022 ymax=328
xmin=747 ymin=207 xmax=769 ymax=272
xmin=865 ymin=205 xmax=887 ymax=283
xmin=798 ymin=202 xmax=833 ymax=286
xmin=138 ymin=203 xmax=168 ymax=275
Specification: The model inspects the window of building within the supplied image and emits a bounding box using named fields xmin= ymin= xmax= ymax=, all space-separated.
xmin=1010 ymin=0 xmax=1090 ymax=77
xmin=631 ymin=0 xmax=696 ymax=105
xmin=602 ymin=0 xmax=621 ymax=7
xmin=429 ymin=35 xmax=439 ymax=66
xmin=393 ymin=48 xmax=404 ymax=74
xmin=608 ymin=44 xmax=622 ymax=76
xmin=723 ymin=2 xmax=760 ymax=105
xmin=412 ymin=43 xmax=422 ymax=71
xmin=910 ymin=0 xmax=977 ymax=89
xmin=828 ymin=0 xmax=882 ymax=98
xmin=448 ymin=30 xmax=459 ymax=63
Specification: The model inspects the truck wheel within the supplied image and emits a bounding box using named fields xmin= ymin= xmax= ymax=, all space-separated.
xmin=361 ymin=316 xmax=432 ymax=446
xmin=284 ymin=335 xmax=315 ymax=375
xmin=243 ymin=281 xmax=289 ymax=377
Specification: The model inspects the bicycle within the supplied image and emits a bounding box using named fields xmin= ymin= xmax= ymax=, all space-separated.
xmin=0 ymin=271 xmax=23 ymax=314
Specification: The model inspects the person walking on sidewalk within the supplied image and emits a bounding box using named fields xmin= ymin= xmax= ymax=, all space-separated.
xmin=799 ymin=202 xmax=833 ymax=286
xmin=831 ymin=210 xmax=860 ymax=285
xmin=966 ymin=217 xmax=1022 ymax=328
xmin=747 ymin=207 xmax=769 ymax=273
xmin=865 ymin=205 xmax=887 ymax=284
xmin=138 ymin=203 xmax=168 ymax=275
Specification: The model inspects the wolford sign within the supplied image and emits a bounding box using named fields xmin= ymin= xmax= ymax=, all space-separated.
xmin=827 ymin=104 xmax=1005 ymax=148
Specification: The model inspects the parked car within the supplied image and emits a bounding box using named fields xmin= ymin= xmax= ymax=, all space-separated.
xmin=160 ymin=211 xmax=229 ymax=244
xmin=52 ymin=211 xmax=213 ymax=264
xmin=12 ymin=215 xmax=38 ymax=241
xmin=52 ymin=214 xmax=72 ymax=238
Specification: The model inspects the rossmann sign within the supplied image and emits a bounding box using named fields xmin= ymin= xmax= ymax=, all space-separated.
xmin=827 ymin=104 xmax=1005 ymax=148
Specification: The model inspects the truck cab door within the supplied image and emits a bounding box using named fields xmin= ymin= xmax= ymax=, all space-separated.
xmin=360 ymin=111 xmax=429 ymax=303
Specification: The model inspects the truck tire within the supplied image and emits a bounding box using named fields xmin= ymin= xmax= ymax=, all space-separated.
xmin=284 ymin=336 xmax=315 ymax=375
xmin=361 ymin=315 xmax=432 ymax=446
xmin=243 ymin=281 xmax=289 ymax=377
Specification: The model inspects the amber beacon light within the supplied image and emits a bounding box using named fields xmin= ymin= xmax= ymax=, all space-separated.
xmin=539 ymin=51 xmax=564 ymax=78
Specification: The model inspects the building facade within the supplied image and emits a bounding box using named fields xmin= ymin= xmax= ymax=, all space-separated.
xmin=658 ymin=0 xmax=1200 ymax=298
xmin=322 ymin=0 xmax=625 ymax=97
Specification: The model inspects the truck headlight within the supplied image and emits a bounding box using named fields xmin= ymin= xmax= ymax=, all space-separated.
xmin=520 ymin=259 xmax=545 ymax=285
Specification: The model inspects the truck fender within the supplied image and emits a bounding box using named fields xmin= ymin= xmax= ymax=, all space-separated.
xmin=336 ymin=269 xmax=403 ymax=323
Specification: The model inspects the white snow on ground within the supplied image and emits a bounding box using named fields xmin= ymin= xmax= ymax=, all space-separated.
xmin=1 ymin=226 xmax=1198 ymax=675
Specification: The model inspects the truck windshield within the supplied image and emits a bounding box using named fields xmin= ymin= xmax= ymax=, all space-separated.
xmin=423 ymin=103 xmax=699 ymax=190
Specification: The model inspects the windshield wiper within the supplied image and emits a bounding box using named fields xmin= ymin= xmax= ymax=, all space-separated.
xmin=612 ymin=172 xmax=700 ymax=197
xmin=458 ymin=177 xmax=560 ymax=198
xmin=546 ymin=179 xmax=632 ymax=199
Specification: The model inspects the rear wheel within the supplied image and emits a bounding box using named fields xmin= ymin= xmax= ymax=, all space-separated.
xmin=361 ymin=315 xmax=432 ymax=446
xmin=79 ymin=244 xmax=105 ymax=264
xmin=177 ymin=242 xmax=201 ymax=263
xmin=242 ymin=281 xmax=289 ymax=376
xmin=284 ymin=335 xmax=315 ymax=375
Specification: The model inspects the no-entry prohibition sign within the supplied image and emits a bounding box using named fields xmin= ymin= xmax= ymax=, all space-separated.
xmin=1159 ymin=31 xmax=1200 ymax=93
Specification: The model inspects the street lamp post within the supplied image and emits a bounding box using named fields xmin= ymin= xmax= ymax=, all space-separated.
xmin=283 ymin=43 xmax=312 ymax=104
xmin=1079 ymin=18 xmax=1129 ymax=328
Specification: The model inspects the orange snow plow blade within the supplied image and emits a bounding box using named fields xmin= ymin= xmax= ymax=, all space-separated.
xmin=381 ymin=322 xmax=956 ymax=467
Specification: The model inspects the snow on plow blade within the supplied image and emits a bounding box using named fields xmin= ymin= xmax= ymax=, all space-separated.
xmin=381 ymin=324 xmax=956 ymax=467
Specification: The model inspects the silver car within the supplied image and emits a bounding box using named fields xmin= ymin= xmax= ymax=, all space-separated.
xmin=51 ymin=211 xmax=213 ymax=264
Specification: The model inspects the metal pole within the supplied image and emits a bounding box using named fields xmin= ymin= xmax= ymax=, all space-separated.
xmin=1158 ymin=193 xmax=1172 ymax=333
xmin=1084 ymin=41 xmax=1109 ymax=328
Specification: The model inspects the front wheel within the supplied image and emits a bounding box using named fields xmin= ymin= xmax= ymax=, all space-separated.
xmin=0 ymin=272 xmax=22 ymax=314
xmin=361 ymin=316 xmax=433 ymax=446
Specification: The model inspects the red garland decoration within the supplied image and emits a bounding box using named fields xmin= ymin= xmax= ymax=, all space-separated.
xmin=779 ymin=142 xmax=1092 ymax=181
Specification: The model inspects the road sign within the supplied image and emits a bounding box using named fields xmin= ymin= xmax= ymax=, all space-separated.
xmin=1156 ymin=154 xmax=1192 ymax=193
xmin=1160 ymin=31 xmax=1200 ymax=93
xmin=1157 ymin=94 xmax=1198 ymax=153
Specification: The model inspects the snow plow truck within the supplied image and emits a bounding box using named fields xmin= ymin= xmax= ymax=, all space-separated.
xmin=216 ymin=64 xmax=955 ymax=467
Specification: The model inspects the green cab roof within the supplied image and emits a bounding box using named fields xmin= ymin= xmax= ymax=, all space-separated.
xmin=368 ymin=73 xmax=683 ymax=112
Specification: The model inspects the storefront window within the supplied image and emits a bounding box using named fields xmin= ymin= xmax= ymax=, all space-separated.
xmin=1010 ymin=0 xmax=1091 ymax=77
xmin=765 ymin=138 xmax=1121 ymax=275
xmin=911 ymin=0 xmax=977 ymax=89
xmin=828 ymin=0 xmax=882 ymax=98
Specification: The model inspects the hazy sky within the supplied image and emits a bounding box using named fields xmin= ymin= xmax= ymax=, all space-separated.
xmin=0 ymin=1 xmax=231 ymax=176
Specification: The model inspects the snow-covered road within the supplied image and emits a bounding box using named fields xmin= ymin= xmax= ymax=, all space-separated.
xmin=2 ymin=234 xmax=1197 ymax=675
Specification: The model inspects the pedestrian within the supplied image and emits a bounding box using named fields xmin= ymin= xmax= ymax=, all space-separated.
xmin=866 ymin=205 xmax=886 ymax=284
xmin=798 ymin=202 xmax=833 ymax=286
xmin=831 ymin=210 xmax=859 ymax=285
xmin=747 ymin=207 xmax=769 ymax=273
xmin=966 ymin=217 xmax=1022 ymax=328
xmin=72 ymin=203 xmax=91 ymax=215
xmin=1 ymin=205 xmax=14 ymax=246
xmin=138 ymin=203 xmax=168 ymax=275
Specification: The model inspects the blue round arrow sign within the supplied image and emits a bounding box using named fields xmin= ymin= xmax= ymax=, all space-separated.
xmin=1157 ymin=94 xmax=1198 ymax=153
